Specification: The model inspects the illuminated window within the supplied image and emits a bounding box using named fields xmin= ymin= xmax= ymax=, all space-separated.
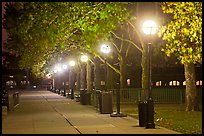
xmin=127 ymin=79 xmax=131 ymax=86
xmin=101 ymin=81 xmax=105 ymax=85
xmin=156 ymin=81 xmax=162 ymax=86
xmin=6 ymin=80 xmax=16 ymax=85
xmin=21 ymin=81 xmax=27 ymax=84
xmin=9 ymin=75 xmax=14 ymax=78
xmin=183 ymin=81 xmax=186 ymax=86
xmin=169 ymin=81 xmax=180 ymax=86
xmin=66 ymin=82 xmax=69 ymax=86
xmin=196 ymin=80 xmax=202 ymax=86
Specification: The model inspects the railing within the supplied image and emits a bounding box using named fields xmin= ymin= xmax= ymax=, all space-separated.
xmin=109 ymin=87 xmax=202 ymax=105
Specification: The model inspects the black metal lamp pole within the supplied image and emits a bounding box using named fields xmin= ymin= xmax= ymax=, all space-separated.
xmin=146 ymin=42 xmax=155 ymax=129
xmin=70 ymin=68 xmax=74 ymax=99
xmin=104 ymin=58 xmax=107 ymax=92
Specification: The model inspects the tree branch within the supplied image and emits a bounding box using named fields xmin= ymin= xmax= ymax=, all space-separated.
xmin=110 ymin=31 xmax=143 ymax=53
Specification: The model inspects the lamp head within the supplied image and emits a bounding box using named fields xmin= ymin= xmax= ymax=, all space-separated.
xmin=100 ymin=44 xmax=111 ymax=54
xmin=142 ymin=20 xmax=158 ymax=35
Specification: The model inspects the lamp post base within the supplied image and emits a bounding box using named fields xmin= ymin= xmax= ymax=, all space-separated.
xmin=110 ymin=112 xmax=127 ymax=117
xmin=146 ymin=98 xmax=155 ymax=129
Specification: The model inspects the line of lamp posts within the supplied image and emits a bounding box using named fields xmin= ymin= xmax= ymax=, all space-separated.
xmin=48 ymin=20 xmax=158 ymax=129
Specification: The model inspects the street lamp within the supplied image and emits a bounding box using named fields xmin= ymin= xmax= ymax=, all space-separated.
xmin=80 ymin=54 xmax=89 ymax=105
xmin=53 ymin=63 xmax=64 ymax=94
xmin=100 ymin=44 xmax=111 ymax=91
xmin=69 ymin=60 xmax=76 ymax=99
xmin=81 ymin=54 xmax=89 ymax=63
xmin=142 ymin=20 xmax=158 ymax=129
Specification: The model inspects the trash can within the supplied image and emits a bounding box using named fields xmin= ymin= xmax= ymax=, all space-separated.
xmin=80 ymin=89 xmax=91 ymax=105
xmin=98 ymin=91 xmax=113 ymax=114
xmin=138 ymin=101 xmax=148 ymax=127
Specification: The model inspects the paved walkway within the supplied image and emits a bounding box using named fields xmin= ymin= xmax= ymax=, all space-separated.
xmin=2 ymin=90 xmax=181 ymax=134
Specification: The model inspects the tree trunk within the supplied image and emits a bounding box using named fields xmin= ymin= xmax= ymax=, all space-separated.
xmin=141 ymin=44 xmax=149 ymax=101
xmin=120 ymin=55 xmax=127 ymax=89
xmin=94 ymin=57 xmax=101 ymax=90
xmin=80 ymin=64 xmax=86 ymax=90
xmin=184 ymin=62 xmax=199 ymax=111
xmin=76 ymin=70 xmax=80 ymax=91
xmin=87 ymin=61 xmax=93 ymax=92
xmin=107 ymin=58 xmax=114 ymax=89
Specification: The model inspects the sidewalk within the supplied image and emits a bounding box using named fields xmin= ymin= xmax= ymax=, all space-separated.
xmin=2 ymin=90 xmax=181 ymax=134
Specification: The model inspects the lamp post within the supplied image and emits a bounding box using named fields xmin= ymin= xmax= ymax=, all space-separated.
xmin=142 ymin=20 xmax=158 ymax=129
xmin=69 ymin=60 xmax=76 ymax=99
xmin=54 ymin=64 xmax=63 ymax=94
xmin=80 ymin=54 xmax=89 ymax=105
xmin=62 ymin=64 xmax=68 ymax=96
xmin=53 ymin=63 xmax=68 ymax=95
xmin=100 ymin=44 xmax=111 ymax=92
xmin=80 ymin=54 xmax=88 ymax=91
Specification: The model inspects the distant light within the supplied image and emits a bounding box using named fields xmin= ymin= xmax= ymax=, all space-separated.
xmin=142 ymin=20 xmax=158 ymax=35
xmin=46 ymin=73 xmax=51 ymax=78
xmin=54 ymin=64 xmax=62 ymax=73
xmin=56 ymin=65 xmax=62 ymax=72
xmin=101 ymin=44 xmax=111 ymax=54
xmin=62 ymin=64 xmax=68 ymax=69
xmin=54 ymin=69 xmax=57 ymax=73
xmin=9 ymin=75 xmax=14 ymax=78
xmin=69 ymin=60 xmax=76 ymax=67
xmin=81 ymin=54 xmax=88 ymax=62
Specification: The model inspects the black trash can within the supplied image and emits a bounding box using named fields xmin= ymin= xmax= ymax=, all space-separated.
xmin=138 ymin=101 xmax=148 ymax=127
xmin=80 ymin=89 xmax=91 ymax=105
xmin=98 ymin=91 xmax=113 ymax=114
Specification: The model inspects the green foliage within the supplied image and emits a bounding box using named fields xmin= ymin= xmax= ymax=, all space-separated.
xmin=3 ymin=2 xmax=130 ymax=77
xmin=158 ymin=2 xmax=202 ymax=64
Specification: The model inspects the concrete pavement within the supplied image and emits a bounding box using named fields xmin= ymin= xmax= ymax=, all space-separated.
xmin=2 ymin=90 xmax=181 ymax=134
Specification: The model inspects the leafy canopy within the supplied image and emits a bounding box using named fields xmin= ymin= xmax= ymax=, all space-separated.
xmin=3 ymin=2 xmax=130 ymax=77
xmin=158 ymin=2 xmax=202 ymax=64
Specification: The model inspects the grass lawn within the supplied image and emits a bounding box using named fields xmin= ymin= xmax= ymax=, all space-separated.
xmin=117 ymin=103 xmax=202 ymax=134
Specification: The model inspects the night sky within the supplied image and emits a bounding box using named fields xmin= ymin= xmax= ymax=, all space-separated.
xmin=2 ymin=2 xmax=7 ymax=52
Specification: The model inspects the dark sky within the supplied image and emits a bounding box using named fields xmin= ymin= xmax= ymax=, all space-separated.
xmin=2 ymin=2 xmax=7 ymax=52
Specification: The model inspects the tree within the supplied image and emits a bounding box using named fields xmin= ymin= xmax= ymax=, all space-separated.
xmin=3 ymin=2 xmax=129 ymax=78
xmin=158 ymin=2 xmax=202 ymax=111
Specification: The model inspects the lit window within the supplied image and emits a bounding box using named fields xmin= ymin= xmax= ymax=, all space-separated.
xmin=169 ymin=81 xmax=172 ymax=86
xmin=6 ymin=80 xmax=16 ymax=85
xmin=127 ymin=79 xmax=131 ymax=86
xmin=66 ymin=82 xmax=69 ymax=86
xmin=156 ymin=81 xmax=162 ymax=86
xmin=101 ymin=81 xmax=105 ymax=85
xmin=183 ymin=81 xmax=186 ymax=86
xmin=169 ymin=81 xmax=180 ymax=86
xmin=196 ymin=80 xmax=202 ymax=86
